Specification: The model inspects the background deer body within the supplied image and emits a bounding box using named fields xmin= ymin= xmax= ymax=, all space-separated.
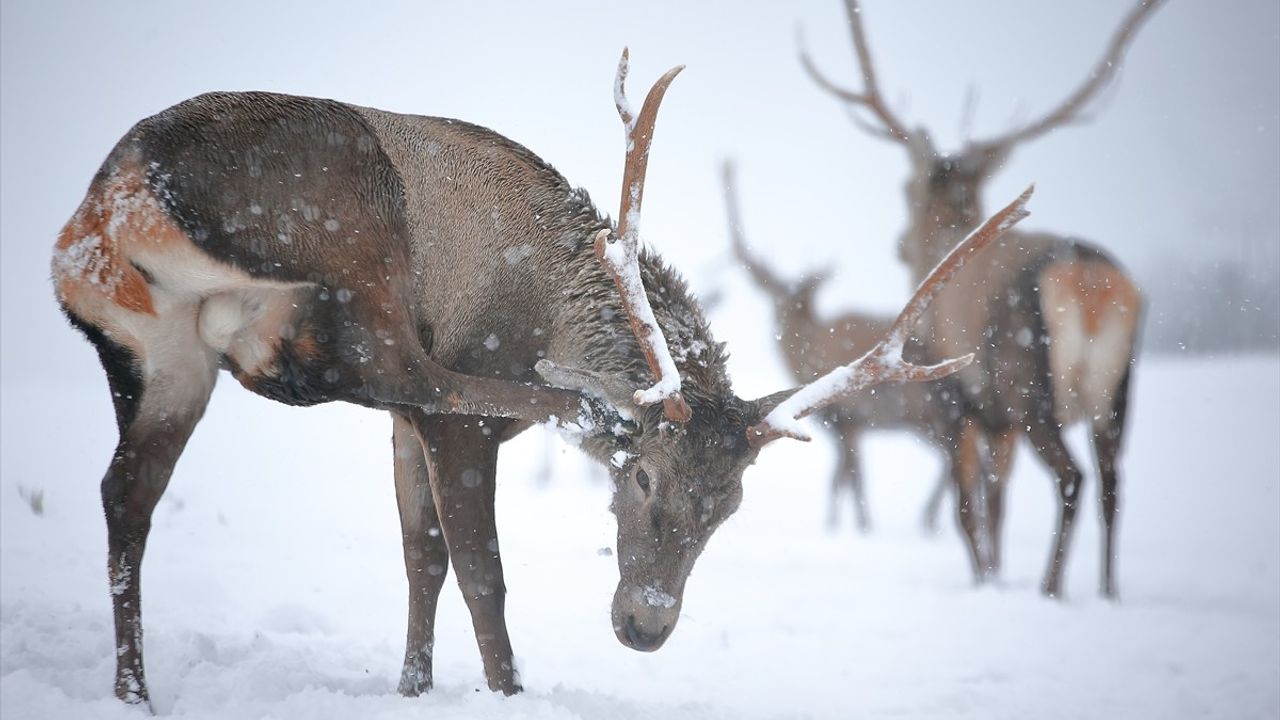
xmin=802 ymin=0 xmax=1159 ymax=596
xmin=903 ymin=185 xmax=1142 ymax=596
xmin=723 ymin=164 xmax=950 ymax=532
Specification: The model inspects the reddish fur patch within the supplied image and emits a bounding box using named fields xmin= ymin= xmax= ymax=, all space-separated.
xmin=54 ymin=203 xmax=155 ymax=316
xmin=1041 ymin=261 xmax=1140 ymax=335
xmin=53 ymin=164 xmax=189 ymax=320
xmin=289 ymin=335 xmax=325 ymax=367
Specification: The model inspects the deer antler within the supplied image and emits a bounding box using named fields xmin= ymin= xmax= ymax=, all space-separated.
xmin=798 ymin=0 xmax=913 ymax=144
xmin=747 ymin=185 xmax=1034 ymax=448
xmin=971 ymin=0 xmax=1165 ymax=152
xmin=721 ymin=160 xmax=789 ymax=295
xmin=595 ymin=49 xmax=692 ymax=423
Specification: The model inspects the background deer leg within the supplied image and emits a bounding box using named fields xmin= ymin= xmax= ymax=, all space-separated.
xmin=950 ymin=418 xmax=990 ymax=583
xmin=920 ymin=466 xmax=949 ymax=535
xmin=833 ymin=420 xmax=871 ymax=533
xmin=1092 ymin=366 xmax=1133 ymax=600
xmin=410 ymin=411 xmax=521 ymax=695
xmin=983 ymin=428 xmax=1018 ymax=578
xmin=392 ymin=411 xmax=450 ymax=696
xmin=1027 ymin=421 xmax=1085 ymax=598
xmin=821 ymin=418 xmax=844 ymax=530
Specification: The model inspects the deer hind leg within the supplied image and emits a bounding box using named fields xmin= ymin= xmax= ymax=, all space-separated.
xmin=409 ymin=411 xmax=521 ymax=695
xmin=1026 ymin=420 xmax=1085 ymax=599
xmin=392 ymin=411 xmax=450 ymax=696
xmin=1092 ymin=364 xmax=1134 ymax=600
xmin=64 ymin=303 xmax=218 ymax=707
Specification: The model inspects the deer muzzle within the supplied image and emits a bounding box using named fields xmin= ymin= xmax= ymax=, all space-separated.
xmin=611 ymin=580 xmax=682 ymax=652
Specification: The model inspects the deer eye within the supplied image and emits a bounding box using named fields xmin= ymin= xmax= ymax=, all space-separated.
xmin=634 ymin=468 xmax=651 ymax=495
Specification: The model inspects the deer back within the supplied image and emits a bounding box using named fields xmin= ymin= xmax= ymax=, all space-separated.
xmin=353 ymin=107 xmax=616 ymax=382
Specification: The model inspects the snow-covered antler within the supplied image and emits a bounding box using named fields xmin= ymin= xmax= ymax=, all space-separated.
xmin=747 ymin=185 xmax=1035 ymax=448
xmin=595 ymin=48 xmax=692 ymax=423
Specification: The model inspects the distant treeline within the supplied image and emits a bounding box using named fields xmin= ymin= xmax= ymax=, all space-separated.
xmin=1138 ymin=246 xmax=1280 ymax=356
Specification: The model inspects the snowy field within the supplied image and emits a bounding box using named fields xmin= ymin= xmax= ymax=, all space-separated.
xmin=2 ymin=354 xmax=1277 ymax=720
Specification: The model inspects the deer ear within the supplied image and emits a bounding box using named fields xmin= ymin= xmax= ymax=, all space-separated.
xmin=535 ymin=359 xmax=638 ymax=418
xmin=749 ymin=388 xmax=800 ymax=421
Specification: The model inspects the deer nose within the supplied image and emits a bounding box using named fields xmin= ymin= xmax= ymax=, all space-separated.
xmin=620 ymin=614 xmax=670 ymax=652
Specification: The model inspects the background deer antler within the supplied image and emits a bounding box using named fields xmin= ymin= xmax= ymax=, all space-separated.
xmin=798 ymin=0 xmax=913 ymax=144
xmin=721 ymin=160 xmax=790 ymax=295
xmin=972 ymin=0 xmax=1165 ymax=152
xmin=747 ymin=185 xmax=1034 ymax=448
xmin=800 ymin=0 xmax=1166 ymax=152
xmin=594 ymin=49 xmax=692 ymax=423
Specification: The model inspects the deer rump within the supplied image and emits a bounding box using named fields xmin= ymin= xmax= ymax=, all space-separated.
xmin=928 ymin=232 xmax=1142 ymax=430
xmin=53 ymin=91 xmax=597 ymax=412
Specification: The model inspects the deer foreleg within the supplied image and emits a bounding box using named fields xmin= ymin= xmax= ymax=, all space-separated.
xmin=411 ymin=412 xmax=521 ymax=695
xmin=392 ymin=412 xmax=450 ymax=696
xmin=982 ymin=428 xmax=1018 ymax=577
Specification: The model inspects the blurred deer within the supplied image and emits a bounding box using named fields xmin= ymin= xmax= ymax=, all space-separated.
xmin=722 ymin=161 xmax=952 ymax=533
xmin=801 ymin=0 xmax=1160 ymax=597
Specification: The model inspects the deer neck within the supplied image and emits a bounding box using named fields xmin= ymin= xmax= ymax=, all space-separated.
xmin=903 ymin=200 xmax=987 ymax=285
xmin=558 ymin=244 xmax=729 ymax=393
xmin=541 ymin=235 xmax=731 ymax=460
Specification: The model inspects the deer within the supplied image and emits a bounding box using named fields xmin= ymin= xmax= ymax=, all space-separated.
xmin=800 ymin=0 xmax=1158 ymax=598
xmin=52 ymin=46 xmax=1032 ymax=708
xmin=721 ymin=161 xmax=954 ymax=533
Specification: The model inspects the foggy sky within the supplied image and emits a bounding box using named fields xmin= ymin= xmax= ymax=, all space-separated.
xmin=2 ymin=0 xmax=1277 ymax=393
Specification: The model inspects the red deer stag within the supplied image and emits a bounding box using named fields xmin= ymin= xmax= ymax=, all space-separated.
xmin=53 ymin=48 xmax=1030 ymax=707
xmin=801 ymin=0 xmax=1158 ymax=597
xmin=722 ymin=161 xmax=953 ymax=533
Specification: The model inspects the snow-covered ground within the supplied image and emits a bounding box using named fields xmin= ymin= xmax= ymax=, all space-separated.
xmin=2 ymin=354 xmax=1277 ymax=719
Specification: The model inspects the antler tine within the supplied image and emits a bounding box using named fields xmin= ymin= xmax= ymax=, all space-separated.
xmin=973 ymin=0 xmax=1165 ymax=152
xmin=614 ymin=49 xmax=685 ymax=246
xmin=747 ymin=185 xmax=1034 ymax=448
xmin=722 ymin=160 xmax=788 ymax=294
xmin=798 ymin=0 xmax=913 ymax=144
xmin=595 ymin=49 xmax=692 ymax=423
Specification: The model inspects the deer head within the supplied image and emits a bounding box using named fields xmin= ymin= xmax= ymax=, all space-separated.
xmin=539 ymin=51 xmax=1034 ymax=650
xmin=799 ymin=0 xmax=1164 ymax=279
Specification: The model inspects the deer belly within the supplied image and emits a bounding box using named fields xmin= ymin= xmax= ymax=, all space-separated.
xmin=1040 ymin=261 xmax=1141 ymax=425
xmin=198 ymin=287 xmax=357 ymax=406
